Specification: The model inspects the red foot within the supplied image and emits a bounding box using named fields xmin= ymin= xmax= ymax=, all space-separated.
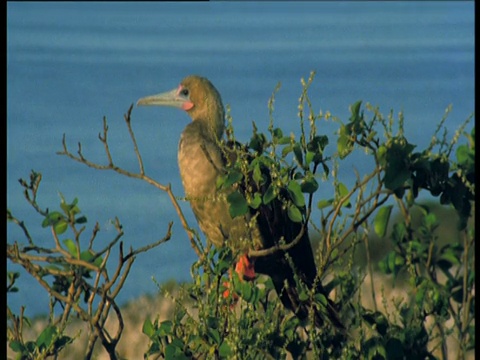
xmin=222 ymin=254 xmax=256 ymax=300
xmin=235 ymin=254 xmax=256 ymax=281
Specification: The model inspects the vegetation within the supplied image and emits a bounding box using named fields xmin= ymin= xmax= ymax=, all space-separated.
xmin=7 ymin=72 xmax=474 ymax=359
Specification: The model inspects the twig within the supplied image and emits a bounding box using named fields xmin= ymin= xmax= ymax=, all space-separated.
xmin=124 ymin=103 xmax=145 ymax=175
xmin=57 ymin=107 xmax=202 ymax=258
xmin=7 ymin=213 xmax=35 ymax=246
xmin=126 ymin=222 xmax=173 ymax=258
xmin=248 ymin=223 xmax=306 ymax=258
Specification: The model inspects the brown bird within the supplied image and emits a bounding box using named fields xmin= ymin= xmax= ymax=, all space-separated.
xmin=137 ymin=75 xmax=343 ymax=329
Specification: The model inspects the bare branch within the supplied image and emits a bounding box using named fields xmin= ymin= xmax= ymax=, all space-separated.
xmin=57 ymin=108 xmax=203 ymax=257
xmin=126 ymin=221 xmax=173 ymax=258
xmin=124 ymin=103 xmax=145 ymax=175
xmin=248 ymin=223 xmax=306 ymax=258
xmin=7 ymin=212 xmax=35 ymax=246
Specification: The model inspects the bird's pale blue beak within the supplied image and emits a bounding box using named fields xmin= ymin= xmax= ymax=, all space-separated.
xmin=137 ymin=88 xmax=185 ymax=108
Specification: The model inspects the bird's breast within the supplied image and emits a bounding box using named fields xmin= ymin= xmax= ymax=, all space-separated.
xmin=177 ymin=133 xmax=222 ymax=198
xmin=177 ymin=128 xmax=262 ymax=250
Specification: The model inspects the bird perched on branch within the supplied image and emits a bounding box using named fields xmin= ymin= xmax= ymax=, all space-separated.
xmin=137 ymin=75 xmax=343 ymax=330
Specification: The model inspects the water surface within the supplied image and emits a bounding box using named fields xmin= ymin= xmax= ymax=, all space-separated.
xmin=7 ymin=2 xmax=474 ymax=316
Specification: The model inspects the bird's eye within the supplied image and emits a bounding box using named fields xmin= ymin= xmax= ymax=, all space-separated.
xmin=181 ymin=88 xmax=189 ymax=96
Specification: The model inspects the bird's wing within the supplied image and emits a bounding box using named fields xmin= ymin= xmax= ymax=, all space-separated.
xmin=221 ymin=139 xmax=344 ymax=330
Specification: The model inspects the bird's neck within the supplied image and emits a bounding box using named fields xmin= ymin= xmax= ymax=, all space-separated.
xmin=189 ymin=94 xmax=225 ymax=141
xmin=183 ymin=116 xmax=224 ymax=146
xmin=178 ymin=118 xmax=225 ymax=196
xmin=178 ymin=98 xmax=225 ymax=198
xmin=200 ymin=115 xmax=224 ymax=142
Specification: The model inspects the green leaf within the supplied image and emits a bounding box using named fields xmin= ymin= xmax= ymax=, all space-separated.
xmin=79 ymin=250 xmax=93 ymax=262
xmin=272 ymin=127 xmax=283 ymax=139
xmin=219 ymin=341 xmax=233 ymax=357
xmin=36 ymin=325 xmax=57 ymax=350
xmin=456 ymin=144 xmax=472 ymax=167
xmin=337 ymin=126 xmax=353 ymax=159
xmin=216 ymin=174 xmax=226 ymax=189
xmin=248 ymin=193 xmax=262 ymax=209
xmin=158 ymin=320 xmax=173 ymax=336
xmin=164 ymin=343 xmax=188 ymax=360
xmin=175 ymin=308 xmax=186 ymax=324
xmin=363 ymin=311 xmax=389 ymax=336
xmin=298 ymin=291 xmax=309 ymax=302
xmin=337 ymin=182 xmax=351 ymax=207
xmin=317 ymin=198 xmax=333 ymax=209
xmin=60 ymin=199 xmax=69 ymax=214
xmin=438 ymin=249 xmax=461 ymax=267
xmin=9 ymin=340 xmax=25 ymax=353
xmin=305 ymin=151 xmax=315 ymax=165
xmin=249 ymin=133 xmax=267 ymax=152
xmin=287 ymin=180 xmax=305 ymax=207
xmin=374 ymin=205 xmax=393 ymax=237
xmin=8 ymin=271 xmax=20 ymax=282
xmin=252 ymin=163 xmax=264 ymax=184
xmin=287 ymin=204 xmax=303 ymax=223
xmin=60 ymin=195 xmax=81 ymax=216
xmin=142 ymin=318 xmax=155 ymax=337
xmin=263 ymin=184 xmax=276 ymax=205
xmin=378 ymin=251 xmax=405 ymax=276
xmin=216 ymin=249 xmax=234 ymax=275
xmin=75 ymin=216 xmax=88 ymax=224
xmin=281 ymin=144 xmax=293 ymax=158
xmin=322 ymin=162 xmax=330 ymax=177
xmin=384 ymin=166 xmax=410 ymax=191
xmin=423 ymin=212 xmax=438 ymax=231
xmin=54 ymin=220 xmax=68 ymax=235
xmin=365 ymin=337 xmax=386 ymax=359
xmin=41 ymin=211 xmax=64 ymax=228
xmin=277 ymin=136 xmax=291 ymax=145
xmin=349 ymin=100 xmax=363 ymax=123
xmin=226 ymin=191 xmax=249 ymax=218
xmin=376 ymin=145 xmax=387 ymax=166
xmin=221 ymin=170 xmax=244 ymax=189
xmin=53 ymin=335 xmax=72 ymax=351
xmin=80 ymin=250 xmax=103 ymax=266
xmin=207 ymin=328 xmax=221 ymax=345
xmin=392 ymin=222 xmax=407 ymax=244
xmin=427 ymin=158 xmax=449 ymax=196
xmin=25 ymin=340 xmax=36 ymax=353
xmin=314 ymin=293 xmax=327 ymax=306
xmin=164 ymin=344 xmax=176 ymax=359
xmin=240 ymin=281 xmax=253 ymax=302
xmin=293 ymin=143 xmax=303 ymax=166
xmin=62 ymin=239 xmax=78 ymax=257
xmin=307 ymin=135 xmax=328 ymax=154
xmin=301 ymin=173 xmax=319 ymax=194
xmin=206 ymin=316 xmax=219 ymax=330
xmin=383 ymin=140 xmax=416 ymax=191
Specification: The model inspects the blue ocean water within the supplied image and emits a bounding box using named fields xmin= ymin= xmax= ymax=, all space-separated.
xmin=7 ymin=2 xmax=474 ymax=316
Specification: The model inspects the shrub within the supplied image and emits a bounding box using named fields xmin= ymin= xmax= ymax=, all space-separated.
xmin=7 ymin=72 xmax=474 ymax=359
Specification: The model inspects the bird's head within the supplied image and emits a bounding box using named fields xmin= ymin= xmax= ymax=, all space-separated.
xmin=137 ymin=75 xmax=225 ymax=139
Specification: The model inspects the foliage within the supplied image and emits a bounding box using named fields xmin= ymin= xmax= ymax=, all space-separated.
xmin=7 ymin=72 xmax=474 ymax=359
xmin=7 ymin=171 xmax=171 ymax=359
xmin=143 ymin=246 xmax=355 ymax=360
